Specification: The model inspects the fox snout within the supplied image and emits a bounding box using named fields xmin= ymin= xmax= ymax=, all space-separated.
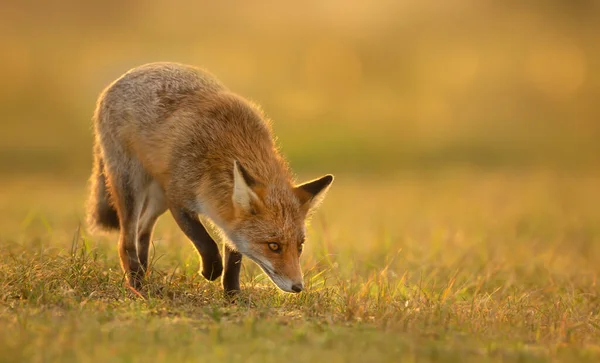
xmin=252 ymin=256 xmax=304 ymax=293
xmin=267 ymin=272 xmax=304 ymax=294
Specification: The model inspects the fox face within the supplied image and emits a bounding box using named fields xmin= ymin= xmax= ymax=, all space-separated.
xmin=225 ymin=161 xmax=333 ymax=293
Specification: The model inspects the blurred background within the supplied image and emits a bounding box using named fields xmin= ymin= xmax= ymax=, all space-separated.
xmin=1 ymin=0 xmax=599 ymax=178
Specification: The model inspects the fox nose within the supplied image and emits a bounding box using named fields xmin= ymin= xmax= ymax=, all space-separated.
xmin=291 ymin=284 xmax=303 ymax=293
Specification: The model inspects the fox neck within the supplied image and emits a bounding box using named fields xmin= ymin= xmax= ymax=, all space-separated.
xmin=179 ymin=91 xmax=295 ymax=233
xmin=195 ymin=155 xmax=293 ymax=233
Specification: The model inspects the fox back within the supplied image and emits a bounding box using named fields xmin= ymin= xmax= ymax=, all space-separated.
xmin=89 ymin=62 xmax=333 ymax=293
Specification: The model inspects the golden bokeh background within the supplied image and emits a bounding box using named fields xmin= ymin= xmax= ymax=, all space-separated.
xmin=1 ymin=0 xmax=599 ymax=176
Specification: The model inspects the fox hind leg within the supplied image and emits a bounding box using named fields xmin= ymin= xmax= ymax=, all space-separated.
xmin=137 ymin=181 xmax=167 ymax=272
xmin=104 ymin=162 xmax=149 ymax=290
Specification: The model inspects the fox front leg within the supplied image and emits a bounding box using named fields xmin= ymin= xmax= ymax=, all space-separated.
xmin=223 ymin=243 xmax=243 ymax=296
xmin=170 ymin=207 xmax=223 ymax=281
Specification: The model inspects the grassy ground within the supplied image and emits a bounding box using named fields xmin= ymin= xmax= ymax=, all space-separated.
xmin=1 ymin=171 xmax=599 ymax=362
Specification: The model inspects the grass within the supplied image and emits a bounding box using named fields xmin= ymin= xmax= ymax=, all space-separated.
xmin=1 ymin=171 xmax=599 ymax=362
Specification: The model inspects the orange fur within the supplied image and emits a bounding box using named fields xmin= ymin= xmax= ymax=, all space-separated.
xmin=87 ymin=62 xmax=333 ymax=294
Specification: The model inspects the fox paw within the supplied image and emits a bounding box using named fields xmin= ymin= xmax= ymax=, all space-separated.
xmin=201 ymin=259 xmax=223 ymax=281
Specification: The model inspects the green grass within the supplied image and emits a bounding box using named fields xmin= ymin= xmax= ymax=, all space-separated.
xmin=1 ymin=171 xmax=599 ymax=362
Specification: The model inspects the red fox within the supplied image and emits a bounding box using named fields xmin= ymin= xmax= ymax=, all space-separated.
xmin=87 ymin=62 xmax=333 ymax=295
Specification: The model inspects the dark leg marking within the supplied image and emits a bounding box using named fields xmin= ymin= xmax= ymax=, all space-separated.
xmin=223 ymin=243 xmax=243 ymax=296
xmin=137 ymin=231 xmax=153 ymax=272
xmin=170 ymin=207 xmax=223 ymax=281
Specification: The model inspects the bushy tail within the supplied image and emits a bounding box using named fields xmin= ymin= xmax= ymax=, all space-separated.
xmin=87 ymin=143 xmax=120 ymax=232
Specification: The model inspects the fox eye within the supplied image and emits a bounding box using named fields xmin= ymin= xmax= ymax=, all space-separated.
xmin=268 ymin=242 xmax=280 ymax=252
xmin=298 ymin=244 xmax=304 ymax=254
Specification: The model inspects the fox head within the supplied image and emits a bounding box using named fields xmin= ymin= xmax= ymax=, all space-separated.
xmin=224 ymin=160 xmax=333 ymax=293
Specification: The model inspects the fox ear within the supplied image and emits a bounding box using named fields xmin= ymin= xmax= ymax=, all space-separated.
xmin=232 ymin=160 xmax=259 ymax=214
xmin=294 ymin=174 xmax=334 ymax=213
